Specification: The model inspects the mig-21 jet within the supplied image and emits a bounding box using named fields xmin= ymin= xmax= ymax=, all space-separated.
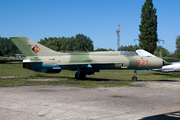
xmin=10 ymin=37 xmax=168 ymax=81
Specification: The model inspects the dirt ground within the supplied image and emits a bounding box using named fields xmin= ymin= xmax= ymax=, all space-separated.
xmin=0 ymin=79 xmax=180 ymax=120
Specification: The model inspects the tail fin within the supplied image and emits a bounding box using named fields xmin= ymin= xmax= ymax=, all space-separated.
xmin=10 ymin=37 xmax=59 ymax=57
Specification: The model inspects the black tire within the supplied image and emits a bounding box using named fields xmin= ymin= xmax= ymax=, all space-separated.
xmin=79 ymin=73 xmax=86 ymax=80
xmin=132 ymin=76 xmax=137 ymax=81
xmin=75 ymin=72 xmax=86 ymax=79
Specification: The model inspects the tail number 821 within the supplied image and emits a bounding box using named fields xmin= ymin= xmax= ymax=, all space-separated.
xmin=137 ymin=59 xmax=148 ymax=66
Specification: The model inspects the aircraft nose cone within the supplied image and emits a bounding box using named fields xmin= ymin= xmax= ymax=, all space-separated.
xmin=163 ymin=60 xmax=172 ymax=66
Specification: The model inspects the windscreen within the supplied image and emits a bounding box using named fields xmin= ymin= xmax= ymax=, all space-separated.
xmin=120 ymin=51 xmax=136 ymax=56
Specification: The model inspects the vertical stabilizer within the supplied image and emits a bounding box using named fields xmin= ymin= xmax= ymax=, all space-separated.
xmin=10 ymin=37 xmax=59 ymax=57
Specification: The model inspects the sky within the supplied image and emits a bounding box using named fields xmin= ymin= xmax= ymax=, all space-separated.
xmin=1 ymin=0 xmax=180 ymax=53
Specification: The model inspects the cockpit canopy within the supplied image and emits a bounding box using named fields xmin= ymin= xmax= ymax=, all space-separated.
xmin=120 ymin=51 xmax=136 ymax=56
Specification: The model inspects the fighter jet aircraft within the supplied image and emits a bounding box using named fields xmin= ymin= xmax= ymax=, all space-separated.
xmin=10 ymin=37 xmax=167 ymax=81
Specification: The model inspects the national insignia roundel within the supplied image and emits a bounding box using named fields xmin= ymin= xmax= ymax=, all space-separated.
xmin=32 ymin=45 xmax=40 ymax=54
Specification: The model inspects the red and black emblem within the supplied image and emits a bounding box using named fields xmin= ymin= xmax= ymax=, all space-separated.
xmin=32 ymin=45 xmax=40 ymax=54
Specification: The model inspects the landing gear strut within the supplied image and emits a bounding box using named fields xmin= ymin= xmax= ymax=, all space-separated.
xmin=132 ymin=71 xmax=137 ymax=81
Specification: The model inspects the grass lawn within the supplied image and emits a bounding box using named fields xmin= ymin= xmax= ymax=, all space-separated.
xmin=0 ymin=64 xmax=180 ymax=88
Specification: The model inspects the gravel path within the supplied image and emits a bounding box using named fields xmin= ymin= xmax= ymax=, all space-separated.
xmin=0 ymin=80 xmax=180 ymax=120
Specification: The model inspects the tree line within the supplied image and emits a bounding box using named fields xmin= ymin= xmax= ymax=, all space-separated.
xmin=38 ymin=34 xmax=93 ymax=52
xmin=0 ymin=34 xmax=94 ymax=56
xmin=0 ymin=35 xmax=179 ymax=58
xmin=0 ymin=37 xmax=21 ymax=57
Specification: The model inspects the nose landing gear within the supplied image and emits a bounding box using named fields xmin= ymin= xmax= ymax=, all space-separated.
xmin=132 ymin=71 xmax=137 ymax=81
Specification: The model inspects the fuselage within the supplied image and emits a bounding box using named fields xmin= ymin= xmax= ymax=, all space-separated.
xmin=11 ymin=37 xmax=165 ymax=79
xmin=23 ymin=51 xmax=163 ymax=71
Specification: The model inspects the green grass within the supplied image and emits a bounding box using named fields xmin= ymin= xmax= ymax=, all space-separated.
xmin=0 ymin=58 xmax=22 ymax=63
xmin=0 ymin=64 xmax=36 ymax=76
xmin=111 ymin=95 xmax=122 ymax=98
xmin=0 ymin=78 xmax=134 ymax=88
xmin=0 ymin=64 xmax=180 ymax=88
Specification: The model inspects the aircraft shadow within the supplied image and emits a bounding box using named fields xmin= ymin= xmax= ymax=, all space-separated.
xmin=62 ymin=76 xmax=180 ymax=82
xmin=153 ymin=72 xmax=180 ymax=76
xmin=157 ymin=79 xmax=180 ymax=82
xmin=139 ymin=111 xmax=180 ymax=120
xmin=86 ymin=77 xmax=121 ymax=81
xmin=67 ymin=76 xmax=121 ymax=81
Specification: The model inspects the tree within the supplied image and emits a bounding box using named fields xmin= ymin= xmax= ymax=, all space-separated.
xmin=95 ymin=48 xmax=115 ymax=51
xmin=95 ymin=48 xmax=108 ymax=51
xmin=118 ymin=45 xmax=139 ymax=51
xmin=108 ymin=48 xmax=115 ymax=51
xmin=154 ymin=46 xmax=170 ymax=57
xmin=74 ymin=34 xmax=93 ymax=52
xmin=0 ymin=37 xmax=21 ymax=56
xmin=0 ymin=51 xmax=2 ymax=56
xmin=174 ymin=36 xmax=180 ymax=58
xmin=139 ymin=0 xmax=158 ymax=54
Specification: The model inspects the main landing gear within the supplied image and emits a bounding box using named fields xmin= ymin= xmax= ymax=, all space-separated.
xmin=75 ymin=68 xmax=87 ymax=79
xmin=75 ymin=67 xmax=96 ymax=80
xmin=132 ymin=71 xmax=137 ymax=81
xmin=75 ymin=71 xmax=86 ymax=79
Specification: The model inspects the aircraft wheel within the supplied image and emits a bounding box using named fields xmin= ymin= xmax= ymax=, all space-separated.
xmin=75 ymin=72 xmax=86 ymax=79
xmin=132 ymin=76 xmax=137 ymax=81
xmin=79 ymin=73 xmax=86 ymax=79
